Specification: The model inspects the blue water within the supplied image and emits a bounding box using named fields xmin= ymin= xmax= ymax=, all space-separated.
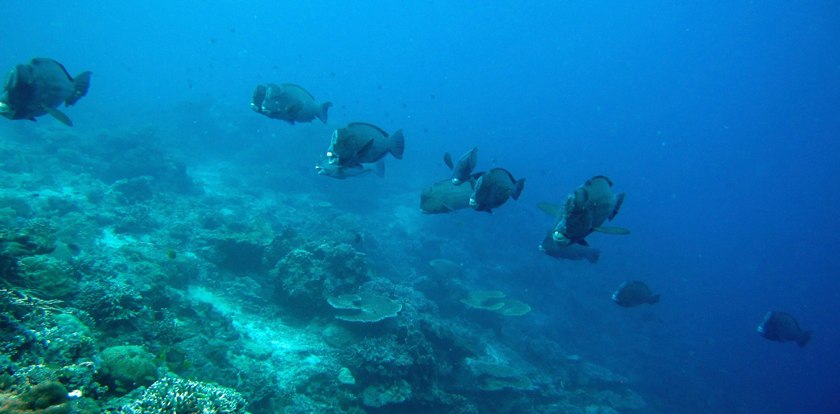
xmin=2 ymin=1 xmax=839 ymax=413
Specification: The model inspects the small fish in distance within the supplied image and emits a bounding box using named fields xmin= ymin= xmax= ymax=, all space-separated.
xmin=757 ymin=311 xmax=813 ymax=347
xmin=612 ymin=281 xmax=661 ymax=307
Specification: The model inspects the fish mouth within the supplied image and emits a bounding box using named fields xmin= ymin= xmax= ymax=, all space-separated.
xmin=0 ymin=102 xmax=9 ymax=113
xmin=326 ymin=152 xmax=338 ymax=165
xmin=611 ymin=292 xmax=619 ymax=302
xmin=552 ymin=231 xmax=571 ymax=246
xmin=469 ymin=198 xmax=477 ymax=207
xmin=757 ymin=325 xmax=764 ymax=333
xmin=452 ymin=178 xmax=460 ymax=184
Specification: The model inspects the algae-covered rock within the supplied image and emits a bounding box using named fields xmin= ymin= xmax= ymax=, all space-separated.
xmin=270 ymin=241 xmax=369 ymax=314
xmin=18 ymin=255 xmax=77 ymax=298
xmin=361 ymin=379 xmax=411 ymax=408
xmin=101 ymin=346 xmax=159 ymax=388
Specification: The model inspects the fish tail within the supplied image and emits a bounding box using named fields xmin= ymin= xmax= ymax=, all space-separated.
xmin=373 ymin=160 xmax=385 ymax=178
xmin=511 ymin=178 xmax=526 ymax=200
xmin=649 ymin=293 xmax=662 ymax=304
xmin=798 ymin=330 xmax=814 ymax=347
xmin=66 ymin=71 xmax=92 ymax=106
xmin=610 ymin=193 xmax=626 ymax=220
xmin=317 ymin=102 xmax=332 ymax=123
xmin=390 ymin=129 xmax=405 ymax=159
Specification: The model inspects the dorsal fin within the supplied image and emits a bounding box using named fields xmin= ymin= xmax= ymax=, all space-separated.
xmin=348 ymin=122 xmax=389 ymax=137
xmin=587 ymin=175 xmax=613 ymax=187
xmin=281 ymin=83 xmax=315 ymax=100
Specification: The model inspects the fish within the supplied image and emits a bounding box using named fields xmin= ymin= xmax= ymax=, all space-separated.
xmin=251 ymin=83 xmax=331 ymax=124
xmin=444 ymin=146 xmax=478 ymax=185
xmin=757 ymin=311 xmax=814 ymax=347
xmin=538 ymin=230 xmax=601 ymax=264
xmin=316 ymin=156 xmax=384 ymax=179
xmin=538 ymin=175 xmax=629 ymax=247
xmin=420 ymin=174 xmax=482 ymax=214
xmin=0 ymin=58 xmax=91 ymax=126
xmin=326 ymin=122 xmax=405 ymax=167
xmin=469 ymin=168 xmax=525 ymax=213
xmin=612 ymin=281 xmax=661 ymax=307
xmin=427 ymin=259 xmax=464 ymax=279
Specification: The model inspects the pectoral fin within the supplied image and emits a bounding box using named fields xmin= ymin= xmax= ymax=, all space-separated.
xmin=285 ymin=103 xmax=303 ymax=115
xmin=43 ymin=106 xmax=72 ymax=126
xmin=356 ymin=139 xmax=374 ymax=158
xmin=593 ymin=226 xmax=630 ymax=235
xmin=537 ymin=202 xmax=561 ymax=217
xmin=444 ymin=152 xmax=454 ymax=170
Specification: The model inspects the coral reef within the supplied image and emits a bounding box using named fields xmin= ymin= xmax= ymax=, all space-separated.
xmin=327 ymin=293 xmax=402 ymax=322
xmin=121 ymin=376 xmax=247 ymax=414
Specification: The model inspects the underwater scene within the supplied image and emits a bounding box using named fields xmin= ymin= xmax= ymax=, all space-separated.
xmin=0 ymin=1 xmax=838 ymax=414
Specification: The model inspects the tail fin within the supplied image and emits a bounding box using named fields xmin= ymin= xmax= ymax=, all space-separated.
xmin=316 ymin=102 xmax=332 ymax=123
xmin=372 ymin=160 xmax=385 ymax=178
xmin=610 ymin=193 xmax=626 ymax=220
xmin=798 ymin=330 xmax=814 ymax=347
xmin=390 ymin=129 xmax=405 ymax=159
xmin=649 ymin=294 xmax=662 ymax=304
xmin=65 ymin=71 xmax=92 ymax=106
xmin=586 ymin=249 xmax=601 ymax=264
xmin=511 ymin=178 xmax=526 ymax=200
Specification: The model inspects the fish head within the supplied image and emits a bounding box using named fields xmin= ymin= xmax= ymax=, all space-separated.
xmin=469 ymin=175 xmax=489 ymax=208
xmin=251 ymin=85 xmax=267 ymax=113
xmin=0 ymin=101 xmax=12 ymax=119
xmin=327 ymin=129 xmax=359 ymax=165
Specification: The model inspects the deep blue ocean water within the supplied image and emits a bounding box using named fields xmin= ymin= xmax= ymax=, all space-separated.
xmin=2 ymin=1 xmax=838 ymax=413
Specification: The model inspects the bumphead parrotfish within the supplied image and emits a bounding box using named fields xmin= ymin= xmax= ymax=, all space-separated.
xmin=444 ymin=146 xmax=478 ymax=185
xmin=326 ymin=122 xmax=405 ymax=167
xmin=758 ymin=311 xmax=813 ymax=347
xmin=538 ymin=230 xmax=601 ymax=264
xmin=420 ymin=174 xmax=482 ymax=214
xmin=469 ymin=168 xmax=525 ymax=213
xmin=251 ymin=83 xmax=331 ymax=124
xmin=539 ymin=175 xmax=629 ymax=247
xmin=612 ymin=281 xmax=661 ymax=307
xmin=0 ymin=58 xmax=91 ymax=126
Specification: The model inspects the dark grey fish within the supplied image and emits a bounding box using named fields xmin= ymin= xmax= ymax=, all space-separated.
xmin=326 ymin=122 xmax=405 ymax=167
xmin=444 ymin=146 xmax=478 ymax=185
xmin=427 ymin=259 xmax=464 ymax=279
xmin=420 ymin=174 xmax=482 ymax=214
xmin=316 ymin=156 xmax=384 ymax=179
xmin=758 ymin=311 xmax=814 ymax=347
xmin=539 ymin=175 xmax=629 ymax=247
xmin=539 ymin=230 xmax=601 ymax=264
xmin=0 ymin=58 xmax=91 ymax=126
xmin=469 ymin=168 xmax=525 ymax=213
xmin=251 ymin=83 xmax=331 ymax=124
xmin=612 ymin=281 xmax=660 ymax=307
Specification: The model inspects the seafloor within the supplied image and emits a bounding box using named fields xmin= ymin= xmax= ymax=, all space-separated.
xmin=0 ymin=119 xmax=716 ymax=414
